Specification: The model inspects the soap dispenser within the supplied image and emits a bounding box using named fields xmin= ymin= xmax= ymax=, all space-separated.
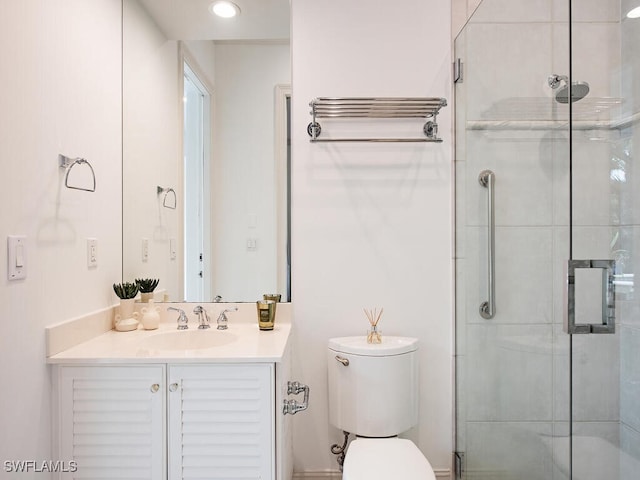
xmin=141 ymin=299 xmax=161 ymax=330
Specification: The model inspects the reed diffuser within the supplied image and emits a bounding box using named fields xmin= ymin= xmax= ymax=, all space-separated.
xmin=364 ymin=307 xmax=383 ymax=344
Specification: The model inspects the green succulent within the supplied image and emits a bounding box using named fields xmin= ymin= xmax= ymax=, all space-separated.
xmin=113 ymin=282 xmax=139 ymax=299
xmin=135 ymin=278 xmax=160 ymax=293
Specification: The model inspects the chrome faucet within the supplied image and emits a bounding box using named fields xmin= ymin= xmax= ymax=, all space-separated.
xmin=193 ymin=305 xmax=211 ymax=329
xmin=167 ymin=307 xmax=188 ymax=330
xmin=216 ymin=307 xmax=238 ymax=330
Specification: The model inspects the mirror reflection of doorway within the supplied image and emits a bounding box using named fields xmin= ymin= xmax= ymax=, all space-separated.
xmin=183 ymin=62 xmax=211 ymax=302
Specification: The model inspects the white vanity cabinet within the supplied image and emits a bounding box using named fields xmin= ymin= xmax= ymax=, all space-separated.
xmin=53 ymin=363 xmax=285 ymax=480
xmin=53 ymin=365 xmax=166 ymax=479
xmin=167 ymin=364 xmax=274 ymax=479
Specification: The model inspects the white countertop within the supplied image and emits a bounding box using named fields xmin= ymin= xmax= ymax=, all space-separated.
xmin=47 ymin=303 xmax=291 ymax=364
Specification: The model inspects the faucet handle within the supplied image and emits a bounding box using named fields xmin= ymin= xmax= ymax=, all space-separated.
xmin=216 ymin=307 xmax=238 ymax=330
xmin=167 ymin=307 xmax=188 ymax=330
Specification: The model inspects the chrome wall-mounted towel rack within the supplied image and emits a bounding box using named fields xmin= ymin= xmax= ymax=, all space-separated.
xmin=58 ymin=154 xmax=96 ymax=192
xmin=157 ymin=186 xmax=177 ymax=209
xmin=307 ymin=97 xmax=447 ymax=143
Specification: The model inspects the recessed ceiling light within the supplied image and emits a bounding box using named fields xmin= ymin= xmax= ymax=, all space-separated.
xmin=627 ymin=6 xmax=640 ymax=18
xmin=209 ymin=1 xmax=240 ymax=18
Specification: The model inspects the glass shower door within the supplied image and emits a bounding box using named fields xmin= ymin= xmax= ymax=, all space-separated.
xmin=454 ymin=0 xmax=572 ymax=478
xmin=567 ymin=1 xmax=640 ymax=479
xmin=454 ymin=1 xmax=640 ymax=479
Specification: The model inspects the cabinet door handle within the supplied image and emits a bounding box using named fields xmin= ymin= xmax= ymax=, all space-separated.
xmin=150 ymin=383 xmax=160 ymax=393
xmin=169 ymin=382 xmax=179 ymax=392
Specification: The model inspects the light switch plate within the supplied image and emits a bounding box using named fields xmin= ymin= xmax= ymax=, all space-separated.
xmin=7 ymin=235 xmax=27 ymax=280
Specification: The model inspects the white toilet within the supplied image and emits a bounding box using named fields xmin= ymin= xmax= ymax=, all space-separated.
xmin=327 ymin=336 xmax=436 ymax=480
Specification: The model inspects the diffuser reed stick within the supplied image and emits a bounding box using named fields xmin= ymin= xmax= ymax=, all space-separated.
xmin=364 ymin=307 xmax=383 ymax=344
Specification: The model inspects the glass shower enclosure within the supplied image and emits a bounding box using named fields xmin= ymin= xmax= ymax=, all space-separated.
xmin=454 ymin=1 xmax=640 ymax=479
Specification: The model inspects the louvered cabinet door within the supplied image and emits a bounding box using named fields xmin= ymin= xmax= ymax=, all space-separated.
xmin=56 ymin=365 xmax=165 ymax=479
xmin=168 ymin=364 xmax=275 ymax=480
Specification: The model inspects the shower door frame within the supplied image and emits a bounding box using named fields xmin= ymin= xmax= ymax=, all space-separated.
xmin=454 ymin=1 xmax=637 ymax=479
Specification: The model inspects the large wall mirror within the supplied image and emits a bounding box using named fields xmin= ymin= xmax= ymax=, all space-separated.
xmin=123 ymin=0 xmax=291 ymax=302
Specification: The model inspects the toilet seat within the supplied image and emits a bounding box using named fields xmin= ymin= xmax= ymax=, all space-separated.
xmin=342 ymin=438 xmax=436 ymax=480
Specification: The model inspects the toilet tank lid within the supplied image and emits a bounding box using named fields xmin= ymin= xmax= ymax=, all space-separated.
xmin=328 ymin=336 xmax=418 ymax=356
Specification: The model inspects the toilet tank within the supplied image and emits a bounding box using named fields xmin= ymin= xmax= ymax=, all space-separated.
xmin=327 ymin=336 xmax=419 ymax=437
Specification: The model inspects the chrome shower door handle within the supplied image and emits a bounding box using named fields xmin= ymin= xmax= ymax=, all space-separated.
xmin=478 ymin=170 xmax=495 ymax=319
xmin=564 ymin=259 xmax=615 ymax=334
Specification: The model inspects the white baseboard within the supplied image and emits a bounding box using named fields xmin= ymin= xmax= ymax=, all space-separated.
xmin=435 ymin=469 xmax=451 ymax=479
xmin=292 ymin=468 xmax=451 ymax=480
xmin=292 ymin=471 xmax=341 ymax=480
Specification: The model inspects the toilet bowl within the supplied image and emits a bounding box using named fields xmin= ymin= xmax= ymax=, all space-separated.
xmin=342 ymin=438 xmax=436 ymax=480
xmin=327 ymin=336 xmax=436 ymax=480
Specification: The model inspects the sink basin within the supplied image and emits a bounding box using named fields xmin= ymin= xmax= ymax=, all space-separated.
xmin=138 ymin=329 xmax=237 ymax=351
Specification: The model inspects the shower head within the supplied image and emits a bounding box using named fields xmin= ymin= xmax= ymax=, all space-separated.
xmin=547 ymin=74 xmax=590 ymax=103
xmin=554 ymin=81 xmax=590 ymax=103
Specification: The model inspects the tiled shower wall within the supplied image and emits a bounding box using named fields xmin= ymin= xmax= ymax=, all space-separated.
xmin=455 ymin=0 xmax=640 ymax=478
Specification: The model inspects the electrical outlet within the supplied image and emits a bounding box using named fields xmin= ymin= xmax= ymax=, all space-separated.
xmin=87 ymin=238 xmax=98 ymax=268
xmin=170 ymin=238 xmax=176 ymax=260
xmin=142 ymin=238 xmax=149 ymax=262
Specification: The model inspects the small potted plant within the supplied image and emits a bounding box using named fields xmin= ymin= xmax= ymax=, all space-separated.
xmin=113 ymin=282 xmax=139 ymax=300
xmin=135 ymin=278 xmax=160 ymax=303
xmin=112 ymin=282 xmax=140 ymax=330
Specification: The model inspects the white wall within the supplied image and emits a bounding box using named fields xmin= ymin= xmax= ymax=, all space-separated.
xmin=290 ymin=0 xmax=453 ymax=476
xmin=0 ymin=0 xmax=122 ymax=467
xmin=123 ymin=0 xmax=180 ymax=299
xmin=452 ymin=0 xmax=484 ymax=38
xmin=212 ymin=42 xmax=291 ymax=301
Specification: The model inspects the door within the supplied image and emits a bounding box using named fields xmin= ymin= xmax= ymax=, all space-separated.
xmin=55 ymin=365 xmax=165 ymax=479
xmin=566 ymin=1 xmax=640 ymax=479
xmin=167 ymin=364 xmax=275 ymax=480
xmin=454 ymin=1 xmax=640 ymax=480
xmin=454 ymin=0 xmax=572 ymax=477
xmin=183 ymin=62 xmax=211 ymax=302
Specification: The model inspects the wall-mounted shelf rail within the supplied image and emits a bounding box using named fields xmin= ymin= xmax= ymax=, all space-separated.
xmin=307 ymin=97 xmax=447 ymax=143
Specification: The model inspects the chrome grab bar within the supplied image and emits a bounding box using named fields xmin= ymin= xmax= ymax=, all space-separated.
xmin=478 ymin=170 xmax=495 ymax=319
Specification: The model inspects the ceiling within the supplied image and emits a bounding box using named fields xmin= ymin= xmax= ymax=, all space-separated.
xmin=139 ymin=0 xmax=290 ymax=41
